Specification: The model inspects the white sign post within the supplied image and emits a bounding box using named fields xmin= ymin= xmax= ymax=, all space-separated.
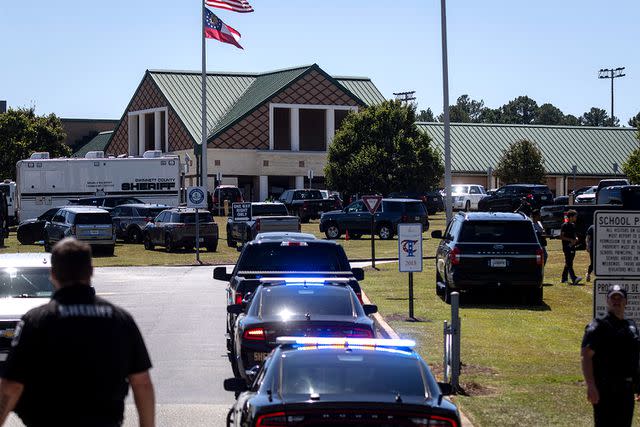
xmin=187 ymin=186 xmax=207 ymax=264
xmin=593 ymin=211 xmax=640 ymax=321
xmin=398 ymin=223 xmax=423 ymax=319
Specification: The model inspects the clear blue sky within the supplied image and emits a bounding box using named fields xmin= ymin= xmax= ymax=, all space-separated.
xmin=1 ymin=0 xmax=638 ymax=124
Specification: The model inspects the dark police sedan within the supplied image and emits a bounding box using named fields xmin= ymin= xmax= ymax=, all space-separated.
xmin=228 ymin=280 xmax=377 ymax=381
xmin=224 ymin=337 xmax=460 ymax=427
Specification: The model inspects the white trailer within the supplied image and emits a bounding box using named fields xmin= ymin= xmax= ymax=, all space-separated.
xmin=16 ymin=151 xmax=181 ymax=222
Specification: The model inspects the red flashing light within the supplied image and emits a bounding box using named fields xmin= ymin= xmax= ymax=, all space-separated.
xmin=526 ymin=193 xmax=534 ymax=199
xmin=347 ymin=328 xmax=374 ymax=338
xmin=256 ymin=412 xmax=286 ymax=426
xmin=536 ymin=248 xmax=544 ymax=266
xmin=235 ymin=293 xmax=243 ymax=305
xmin=243 ymin=327 xmax=266 ymax=341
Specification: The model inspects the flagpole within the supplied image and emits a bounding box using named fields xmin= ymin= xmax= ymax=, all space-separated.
xmin=201 ymin=1 xmax=208 ymax=189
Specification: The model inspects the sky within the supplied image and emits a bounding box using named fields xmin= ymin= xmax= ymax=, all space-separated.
xmin=1 ymin=1 xmax=638 ymax=125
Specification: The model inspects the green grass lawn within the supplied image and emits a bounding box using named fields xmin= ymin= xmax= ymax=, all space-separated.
xmin=0 ymin=212 xmax=624 ymax=425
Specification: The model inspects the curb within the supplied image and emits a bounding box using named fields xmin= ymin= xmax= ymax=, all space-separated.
xmin=361 ymin=289 xmax=475 ymax=427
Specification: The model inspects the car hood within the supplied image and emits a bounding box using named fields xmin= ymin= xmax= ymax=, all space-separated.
xmin=18 ymin=218 xmax=39 ymax=226
xmin=0 ymin=297 xmax=50 ymax=320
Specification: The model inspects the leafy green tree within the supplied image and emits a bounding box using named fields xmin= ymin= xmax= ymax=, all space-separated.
xmin=628 ymin=112 xmax=640 ymax=128
xmin=580 ymin=107 xmax=618 ymax=127
xmin=416 ymin=108 xmax=435 ymax=122
xmin=561 ymin=114 xmax=581 ymax=126
xmin=501 ymin=96 xmax=539 ymax=124
xmin=0 ymin=108 xmax=69 ymax=180
xmin=325 ymin=100 xmax=443 ymax=196
xmin=623 ymin=132 xmax=640 ymax=184
xmin=478 ymin=107 xmax=503 ymax=123
xmin=437 ymin=105 xmax=470 ymax=123
xmin=436 ymin=95 xmax=485 ymax=123
xmin=494 ymin=139 xmax=546 ymax=184
xmin=535 ymin=103 xmax=564 ymax=125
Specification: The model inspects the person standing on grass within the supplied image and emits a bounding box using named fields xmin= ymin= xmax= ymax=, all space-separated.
xmin=582 ymin=285 xmax=640 ymax=427
xmin=0 ymin=238 xmax=155 ymax=427
xmin=560 ymin=209 xmax=581 ymax=285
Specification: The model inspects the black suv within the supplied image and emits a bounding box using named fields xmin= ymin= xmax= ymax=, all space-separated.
xmin=319 ymin=198 xmax=428 ymax=240
xmin=110 ymin=204 xmax=171 ymax=243
xmin=142 ymin=208 xmax=219 ymax=252
xmin=432 ymin=212 xmax=544 ymax=304
xmin=388 ymin=190 xmax=443 ymax=215
xmin=477 ymin=184 xmax=553 ymax=212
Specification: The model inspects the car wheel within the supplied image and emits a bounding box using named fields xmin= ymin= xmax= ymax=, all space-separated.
xmin=165 ymin=234 xmax=175 ymax=253
xmin=104 ymin=246 xmax=115 ymax=256
xmin=465 ymin=200 xmax=471 ymax=211
xmin=43 ymin=235 xmax=51 ymax=253
xmin=17 ymin=227 xmax=34 ymax=245
xmin=324 ymin=223 xmax=341 ymax=239
xmin=229 ymin=345 xmax=241 ymax=378
xmin=377 ymin=223 xmax=393 ymax=240
xmin=444 ymin=282 xmax=453 ymax=305
xmin=436 ymin=270 xmax=445 ymax=297
xmin=143 ymin=234 xmax=154 ymax=251
xmin=301 ymin=216 xmax=310 ymax=224
xmin=128 ymin=227 xmax=142 ymax=244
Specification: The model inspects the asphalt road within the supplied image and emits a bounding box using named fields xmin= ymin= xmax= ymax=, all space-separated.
xmin=6 ymin=265 xmax=236 ymax=427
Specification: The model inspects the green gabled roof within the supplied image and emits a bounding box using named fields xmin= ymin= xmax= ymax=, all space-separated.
xmin=73 ymin=131 xmax=113 ymax=158
xmin=148 ymin=64 xmax=386 ymax=144
xmin=417 ymin=122 xmax=639 ymax=176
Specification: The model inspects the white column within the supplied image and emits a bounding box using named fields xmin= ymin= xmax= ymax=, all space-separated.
xmin=138 ymin=114 xmax=146 ymax=156
xmin=291 ymin=107 xmax=300 ymax=151
xmin=259 ymin=175 xmax=269 ymax=201
xmin=128 ymin=115 xmax=139 ymax=156
xmin=326 ymin=109 xmax=335 ymax=150
xmin=295 ymin=175 xmax=304 ymax=189
xmin=154 ymin=111 xmax=162 ymax=151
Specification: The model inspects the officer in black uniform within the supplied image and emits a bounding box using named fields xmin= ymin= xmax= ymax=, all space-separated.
xmin=0 ymin=238 xmax=155 ymax=427
xmin=581 ymin=285 xmax=640 ymax=427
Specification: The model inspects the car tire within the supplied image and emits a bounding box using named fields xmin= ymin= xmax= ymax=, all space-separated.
xmin=465 ymin=200 xmax=471 ymax=211
xmin=104 ymin=246 xmax=115 ymax=256
xmin=324 ymin=223 xmax=341 ymax=239
xmin=143 ymin=234 xmax=154 ymax=251
xmin=301 ymin=216 xmax=310 ymax=224
xmin=43 ymin=235 xmax=51 ymax=253
xmin=127 ymin=227 xmax=142 ymax=244
xmin=377 ymin=223 xmax=393 ymax=240
xmin=17 ymin=227 xmax=34 ymax=245
xmin=436 ymin=270 xmax=445 ymax=297
xmin=165 ymin=234 xmax=175 ymax=253
xmin=0 ymin=235 xmax=4 ymax=248
xmin=229 ymin=346 xmax=241 ymax=378
xmin=444 ymin=282 xmax=453 ymax=305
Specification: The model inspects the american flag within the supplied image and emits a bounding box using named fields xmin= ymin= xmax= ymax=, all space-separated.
xmin=204 ymin=0 xmax=254 ymax=13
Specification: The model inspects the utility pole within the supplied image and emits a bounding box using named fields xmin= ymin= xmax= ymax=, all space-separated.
xmin=598 ymin=67 xmax=625 ymax=126
xmin=393 ymin=91 xmax=416 ymax=104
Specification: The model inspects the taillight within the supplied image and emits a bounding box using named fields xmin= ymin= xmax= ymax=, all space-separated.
xmin=356 ymin=292 xmax=363 ymax=304
xmin=144 ymin=217 xmax=152 ymax=222
xmin=563 ymin=212 xmax=569 ymax=223
xmin=235 ymin=195 xmax=242 ymax=202
xmin=255 ymin=218 xmax=261 ymax=232
xmin=536 ymin=248 xmax=544 ymax=266
xmin=234 ymin=293 xmax=243 ymax=305
xmin=410 ymin=415 xmax=458 ymax=427
xmin=450 ymin=247 xmax=461 ymax=265
xmin=243 ymin=327 xmax=265 ymax=341
xmin=345 ymin=328 xmax=373 ymax=338
xmin=526 ymin=193 xmax=534 ymax=199
xmin=256 ymin=412 xmax=286 ymax=426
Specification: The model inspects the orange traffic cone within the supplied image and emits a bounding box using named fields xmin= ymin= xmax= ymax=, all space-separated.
xmin=345 ymin=228 xmax=350 ymax=241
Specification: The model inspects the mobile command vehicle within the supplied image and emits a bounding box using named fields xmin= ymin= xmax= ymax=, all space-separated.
xmin=16 ymin=151 xmax=180 ymax=222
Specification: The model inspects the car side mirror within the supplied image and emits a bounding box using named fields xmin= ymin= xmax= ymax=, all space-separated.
xmin=213 ymin=266 xmax=232 ymax=281
xmin=351 ymin=267 xmax=365 ymax=281
xmin=227 ymin=304 xmax=244 ymax=314
xmin=223 ymin=377 xmax=249 ymax=393
xmin=245 ymin=365 xmax=260 ymax=383
xmin=438 ymin=382 xmax=454 ymax=396
xmin=363 ymin=304 xmax=378 ymax=315
xmin=431 ymin=230 xmax=443 ymax=239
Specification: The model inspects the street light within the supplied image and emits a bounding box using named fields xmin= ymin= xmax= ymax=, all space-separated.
xmin=598 ymin=67 xmax=626 ymax=126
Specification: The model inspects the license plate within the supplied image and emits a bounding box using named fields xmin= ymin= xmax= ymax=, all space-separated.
xmin=252 ymin=352 xmax=269 ymax=362
xmin=0 ymin=353 xmax=7 ymax=362
xmin=198 ymin=238 xmax=204 ymax=242
xmin=414 ymin=216 xmax=420 ymax=221
xmin=551 ymin=229 xmax=561 ymax=237
xmin=490 ymin=259 xmax=507 ymax=268
xmin=433 ymin=197 xmax=438 ymax=201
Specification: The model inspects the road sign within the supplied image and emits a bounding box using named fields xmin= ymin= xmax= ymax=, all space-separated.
xmin=398 ymin=224 xmax=423 ymax=272
xmin=594 ymin=211 xmax=640 ymax=277
xmin=232 ymin=202 xmax=252 ymax=221
xmin=186 ymin=186 xmax=207 ymax=209
xmin=362 ymin=195 xmax=382 ymax=214
xmin=593 ymin=278 xmax=640 ymax=323
xmin=308 ymin=169 xmax=314 ymax=180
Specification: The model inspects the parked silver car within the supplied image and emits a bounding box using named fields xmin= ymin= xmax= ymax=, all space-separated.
xmin=43 ymin=207 xmax=115 ymax=255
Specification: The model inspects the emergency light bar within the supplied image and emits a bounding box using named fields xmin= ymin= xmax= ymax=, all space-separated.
xmin=280 ymin=241 xmax=308 ymax=247
xmin=259 ymin=277 xmax=350 ymax=286
xmin=276 ymin=337 xmax=416 ymax=350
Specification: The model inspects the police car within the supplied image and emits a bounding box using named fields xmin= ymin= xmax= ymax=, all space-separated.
xmin=224 ymin=337 xmax=460 ymax=427
xmin=228 ymin=278 xmax=377 ymax=380
xmin=0 ymin=254 xmax=54 ymax=362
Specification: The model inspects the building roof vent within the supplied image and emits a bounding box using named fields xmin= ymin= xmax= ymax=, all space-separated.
xmin=142 ymin=150 xmax=163 ymax=158
xmin=30 ymin=152 xmax=50 ymax=159
xmin=85 ymin=151 xmax=105 ymax=159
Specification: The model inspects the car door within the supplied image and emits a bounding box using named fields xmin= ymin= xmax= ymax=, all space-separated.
xmin=490 ymin=187 xmax=511 ymax=211
xmin=342 ymin=201 xmax=369 ymax=232
xmin=50 ymin=210 xmax=69 ymax=242
xmin=151 ymin=211 xmax=167 ymax=243
xmin=469 ymin=186 xmax=482 ymax=209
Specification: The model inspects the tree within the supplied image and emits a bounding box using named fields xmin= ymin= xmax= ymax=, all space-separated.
xmin=501 ymin=96 xmax=539 ymax=124
xmin=478 ymin=107 xmax=503 ymax=124
xmin=561 ymin=114 xmax=580 ymax=126
xmin=416 ymin=108 xmax=435 ymax=122
xmin=325 ymin=100 xmax=443 ymax=196
xmin=535 ymin=103 xmax=564 ymax=125
xmin=580 ymin=107 xmax=618 ymax=127
xmin=622 ymin=132 xmax=640 ymax=184
xmin=628 ymin=112 xmax=640 ymax=128
xmin=0 ymin=108 xmax=69 ymax=180
xmin=436 ymin=94 xmax=485 ymax=123
xmin=494 ymin=139 xmax=546 ymax=184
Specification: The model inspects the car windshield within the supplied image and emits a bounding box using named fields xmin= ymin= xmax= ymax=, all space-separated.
xmin=459 ymin=221 xmax=537 ymax=243
xmin=180 ymin=213 xmax=213 ymax=223
xmin=452 ymin=186 xmax=469 ymax=194
xmin=581 ymin=187 xmax=597 ymax=195
xmin=293 ymin=190 xmax=322 ymax=200
xmin=258 ymin=286 xmax=353 ymax=317
xmin=280 ymin=351 xmax=426 ymax=397
xmin=238 ymin=245 xmax=348 ymax=271
xmin=252 ymin=204 xmax=288 ymax=216
xmin=75 ymin=213 xmax=113 ymax=225
xmin=0 ymin=267 xmax=53 ymax=298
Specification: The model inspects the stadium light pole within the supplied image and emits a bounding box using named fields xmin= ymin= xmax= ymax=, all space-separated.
xmin=598 ymin=67 xmax=625 ymax=126
xmin=441 ymin=0 xmax=452 ymax=223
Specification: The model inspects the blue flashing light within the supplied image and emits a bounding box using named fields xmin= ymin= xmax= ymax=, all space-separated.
xmin=259 ymin=277 xmax=350 ymax=286
xmin=276 ymin=336 xmax=416 ymax=350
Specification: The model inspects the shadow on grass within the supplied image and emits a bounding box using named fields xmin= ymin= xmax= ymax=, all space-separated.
xmin=456 ymin=289 xmax=552 ymax=311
